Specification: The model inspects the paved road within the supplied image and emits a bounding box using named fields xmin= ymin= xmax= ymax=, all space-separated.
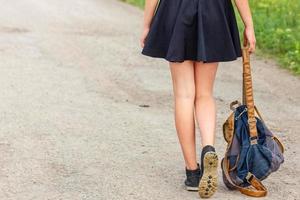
xmin=0 ymin=0 xmax=299 ymax=199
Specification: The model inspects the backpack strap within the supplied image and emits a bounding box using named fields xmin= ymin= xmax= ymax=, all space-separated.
xmin=222 ymin=157 xmax=267 ymax=197
xmin=242 ymin=36 xmax=258 ymax=143
xmin=241 ymin=172 xmax=268 ymax=197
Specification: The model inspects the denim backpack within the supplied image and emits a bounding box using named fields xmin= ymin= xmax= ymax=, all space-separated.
xmin=221 ymin=38 xmax=285 ymax=197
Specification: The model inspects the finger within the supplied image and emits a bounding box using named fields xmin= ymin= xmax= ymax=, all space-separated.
xmin=248 ymin=48 xmax=252 ymax=54
xmin=249 ymin=42 xmax=255 ymax=53
xmin=252 ymin=44 xmax=256 ymax=53
xmin=248 ymin=47 xmax=253 ymax=54
xmin=252 ymin=42 xmax=256 ymax=52
xmin=140 ymin=38 xmax=144 ymax=48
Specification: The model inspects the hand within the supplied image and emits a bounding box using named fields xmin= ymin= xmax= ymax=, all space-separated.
xmin=140 ymin=27 xmax=150 ymax=48
xmin=244 ymin=26 xmax=256 ymax=54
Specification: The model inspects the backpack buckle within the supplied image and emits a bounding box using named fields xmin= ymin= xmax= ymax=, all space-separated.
xmin=250 ymin=136 xmax=258 ymax=145
xmin=245 ymin=172 xmax=254 ymax=183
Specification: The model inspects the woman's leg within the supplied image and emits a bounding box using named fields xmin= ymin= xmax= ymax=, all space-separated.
xmin=169 ymin=61 xmax=197 ymax=170
xmin=194 ymin=61 xmax=219 ymax=198
xmin=194 ymin=62 xmax=219 ymax=147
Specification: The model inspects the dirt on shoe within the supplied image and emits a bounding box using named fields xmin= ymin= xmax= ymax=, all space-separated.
xmin=198 ymin=152 xmax=219 ymax=198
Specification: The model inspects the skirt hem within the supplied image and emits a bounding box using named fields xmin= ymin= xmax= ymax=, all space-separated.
xmin=141 ymin=48 xmax=242 ymax=63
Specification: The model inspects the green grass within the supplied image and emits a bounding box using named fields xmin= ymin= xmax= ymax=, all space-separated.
xmin=238 ymin=0 xmax=300 ymax=74
xmin=121 ymin=0 xmax=144 ymax=8
xmin=123 ymin=0 xmax=300 ymax=74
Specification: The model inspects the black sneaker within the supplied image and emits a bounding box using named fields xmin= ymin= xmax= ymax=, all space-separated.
xmin=184 ymin=163 xmax=201 ymax=191
xmin=198 ymin=145 xmax=218 ymax=198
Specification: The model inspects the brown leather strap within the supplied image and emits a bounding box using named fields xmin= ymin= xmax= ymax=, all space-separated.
xmin=222 ymin=157 xmax=267 ymax=197
xmin=242 ymin=36 xmax=258 ymax=139
xmin=240 ymin=172 xmax=268 ymax=197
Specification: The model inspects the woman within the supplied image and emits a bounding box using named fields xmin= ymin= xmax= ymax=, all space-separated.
xmin=140 ymin=0 xmax=256 ymax=198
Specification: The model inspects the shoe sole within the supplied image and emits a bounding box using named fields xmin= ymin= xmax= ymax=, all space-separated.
xmin=198 ymin=152 xmax=218 ymax=198
xmin=185 ymin=186 xmax=199 ymax=191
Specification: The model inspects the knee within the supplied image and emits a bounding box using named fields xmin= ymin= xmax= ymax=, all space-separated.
xmin=174 ymin=89 xmax=195 ymax=101
xmin=195 ymin=93 xmax=214 ymax=102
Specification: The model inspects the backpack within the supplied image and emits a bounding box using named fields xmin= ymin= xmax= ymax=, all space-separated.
xmin=221 ymin=37 xmax=285 ymax=197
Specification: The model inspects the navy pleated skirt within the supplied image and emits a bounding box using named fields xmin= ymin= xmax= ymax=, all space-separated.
xmin=141 ymin=0 xmax=242 ymax=63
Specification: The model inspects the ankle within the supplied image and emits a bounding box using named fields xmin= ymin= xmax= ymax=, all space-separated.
xmin=186 ymin=163 xmax=200 ymax=171
xmin=202 ymin=144 xmax=215 ymax=148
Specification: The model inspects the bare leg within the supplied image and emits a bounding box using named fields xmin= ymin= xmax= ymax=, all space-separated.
xmin=169 ymin=61 xmax=197 ymax=170
xmin=194 ymin=62 xmax=219 ymax=147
